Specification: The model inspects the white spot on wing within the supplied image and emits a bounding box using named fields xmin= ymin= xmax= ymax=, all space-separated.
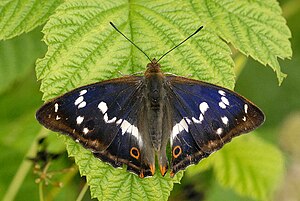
xmin=172 ymin=118 xmax=190 ymax=140
xmin=221 ymin=96 xmax=229 ymax=105
xmin=119 ymin=120 xmax=142 ymax=146
xmin=76 ymin=116 xmax=84 ymax=124
xmin=179 ymin=119 xmax=189 ymax=132
xmin=120 ymin=120 xmax=131 ymax=135
xmin=97 ymin=101 xmax=142 ymax=145
xmin=244 ymin=104 xmax=248 ymax=114
xmin=199 ymin=102 xmax=209 ymax=114
xmin=83 ymin=127 xmax=89 ymax=134
xmin=116 ymin=119 xmax=122 ymax=125
xmin=78 ymin=101 xmax=86 ymax=109
xmin=172 ymin=124 xmax=181 ymax=140
xmin=219 ymin=102 xmax=226 ymax=109
xmin=192 ymin=117 xmax=201 ymax=124
xmin=103 ymin=114 xmax=116 ymax=123
xmin=56 ymin=115 xmax=61 ymax=120
xmin=54 ymin=103 xmax=59 ymax=112
xmin=74 ymin=96 xmax=84 ymax=105
xmin=221 ymin=116 xmax=229 ymax=125
xmin=218 ymin=90 xmax=226 ymax=96
xmin=98 ymin=101 xmax=108 ymax=114
xmin=192 ymin=114 xmax=204 ymax=124
xmin=130 ymin=125 xmax=139 ymax=139
xmin=199 ymin=114 xmax=204 ymax=122
xmin=242 ymin=116 xmax=247 ymax=121
xmin=79 ymin=89 xmax=87 ymax=96
xmin=216 ymin=128 xmax=223 ymax=135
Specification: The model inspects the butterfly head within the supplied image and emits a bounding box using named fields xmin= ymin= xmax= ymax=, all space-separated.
xmin=145 ymin=59 xmax=162 ymax=74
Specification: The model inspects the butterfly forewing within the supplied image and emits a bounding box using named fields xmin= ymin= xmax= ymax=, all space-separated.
xmin=36 ymin=76 xmax=154 ymax=177
xmin=165 ymin=76 xmax=265 ymax=175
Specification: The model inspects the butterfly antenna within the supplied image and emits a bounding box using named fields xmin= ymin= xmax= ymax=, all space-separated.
xmin=157 ymin=26 xmax=203 ymax=62
xmin=110 ymin=22 xmax=152 ymax=62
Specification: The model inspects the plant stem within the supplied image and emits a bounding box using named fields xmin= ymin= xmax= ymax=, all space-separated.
xmin=233 ymin=53 xmax=248 ymax=78
xmin=2 ymin=128 xmax=48 ymax=201
xmin=45 ymin=165 xmax=79 ymax=201
xmin=76 ymin=182 xmax=89 ymax=201
xmin=39 ymin=182 xmax=44 ymax=201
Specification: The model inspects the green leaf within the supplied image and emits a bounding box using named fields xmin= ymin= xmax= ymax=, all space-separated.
xmin=65 ymin=137 xmax=182 ymax=201
xmin=210 ymin=134 xmax=284 ymax=200
xmin=36 ymin=0 xmax=236 ymax=101
xmin=0 ymin=0 xmax=63 ymax=40
xmin=206 ymin=181 xmax=255 ymax=201
xmin=197 ymin=0 xmax=292 ymax=84
xmin=186 ymin=133 xmax=285 ymax=200
xmin=35 ymin=0 xmax=290 ymax=200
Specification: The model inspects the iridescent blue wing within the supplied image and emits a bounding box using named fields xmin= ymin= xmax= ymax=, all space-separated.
xmin=165 ymin=76 xmax=265 ymax=176
xmin=36 ymin=76 xmax=154 ymax=178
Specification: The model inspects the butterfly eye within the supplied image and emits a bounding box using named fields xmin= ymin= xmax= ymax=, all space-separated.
xmin=172 ymin=146 xmax=182 ymax=158
xmin=130 ymin=147 xmax=140 ymax=160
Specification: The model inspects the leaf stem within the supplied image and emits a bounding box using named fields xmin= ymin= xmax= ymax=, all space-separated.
xmin=2 ymin=128 xmax=49 ymax=201
xmin=233 ymin=53 xmax=248 ymax=77
xmin=76 ymin=182 xmax=89 ymax=201
xmin=39 ymin=182 xmax=44 ymax=201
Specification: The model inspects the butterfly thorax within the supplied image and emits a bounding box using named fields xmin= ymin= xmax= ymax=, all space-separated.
xmin=145 ymin=59 xmax=164 ymax=107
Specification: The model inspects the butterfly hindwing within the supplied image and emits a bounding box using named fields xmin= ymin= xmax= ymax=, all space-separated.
xmin=36 ymin=76 xmax=154 ymax=177
xmin=165 ymin=76 xmax=265 ymax=175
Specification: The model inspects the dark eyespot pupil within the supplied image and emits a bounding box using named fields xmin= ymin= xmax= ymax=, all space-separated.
xmin=85 ymin=120 xmax=95 ymax=130
xmin=132 ymin=149 xmax=138 ymax=156
xmin=174 ymin=147 xmax=180 ymax=155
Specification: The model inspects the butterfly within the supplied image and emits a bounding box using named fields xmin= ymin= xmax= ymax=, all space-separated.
xmin=36 ymin=23 xmax=265 ymax=178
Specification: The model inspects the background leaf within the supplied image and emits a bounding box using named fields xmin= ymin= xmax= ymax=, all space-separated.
xmin=197 ymin=0 xmax=292 ymax=84
xmin=211 ymin=135 xmax=284 ymax=200
xmin=0 ymin=27 xmax=80 ymax=201
xmin=0 ymin=0 xmax=63 ymax=40
xmin=0 ymin=72 xmax=42 ymax=200
xmin=0 ymin=28 xmax=46 ymax=93
xmin=185 ymin=133 xmax=284 ymax=200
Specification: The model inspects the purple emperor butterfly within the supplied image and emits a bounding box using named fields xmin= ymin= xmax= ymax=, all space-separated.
xmin=36 ymin=23 xmax=265 ymax=178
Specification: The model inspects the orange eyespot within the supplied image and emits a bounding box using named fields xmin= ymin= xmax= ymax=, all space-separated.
xmin=130 ymin=147 xmax=140 ymax=160
xmin=173 ymin=146 xmax=182 ymax=158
